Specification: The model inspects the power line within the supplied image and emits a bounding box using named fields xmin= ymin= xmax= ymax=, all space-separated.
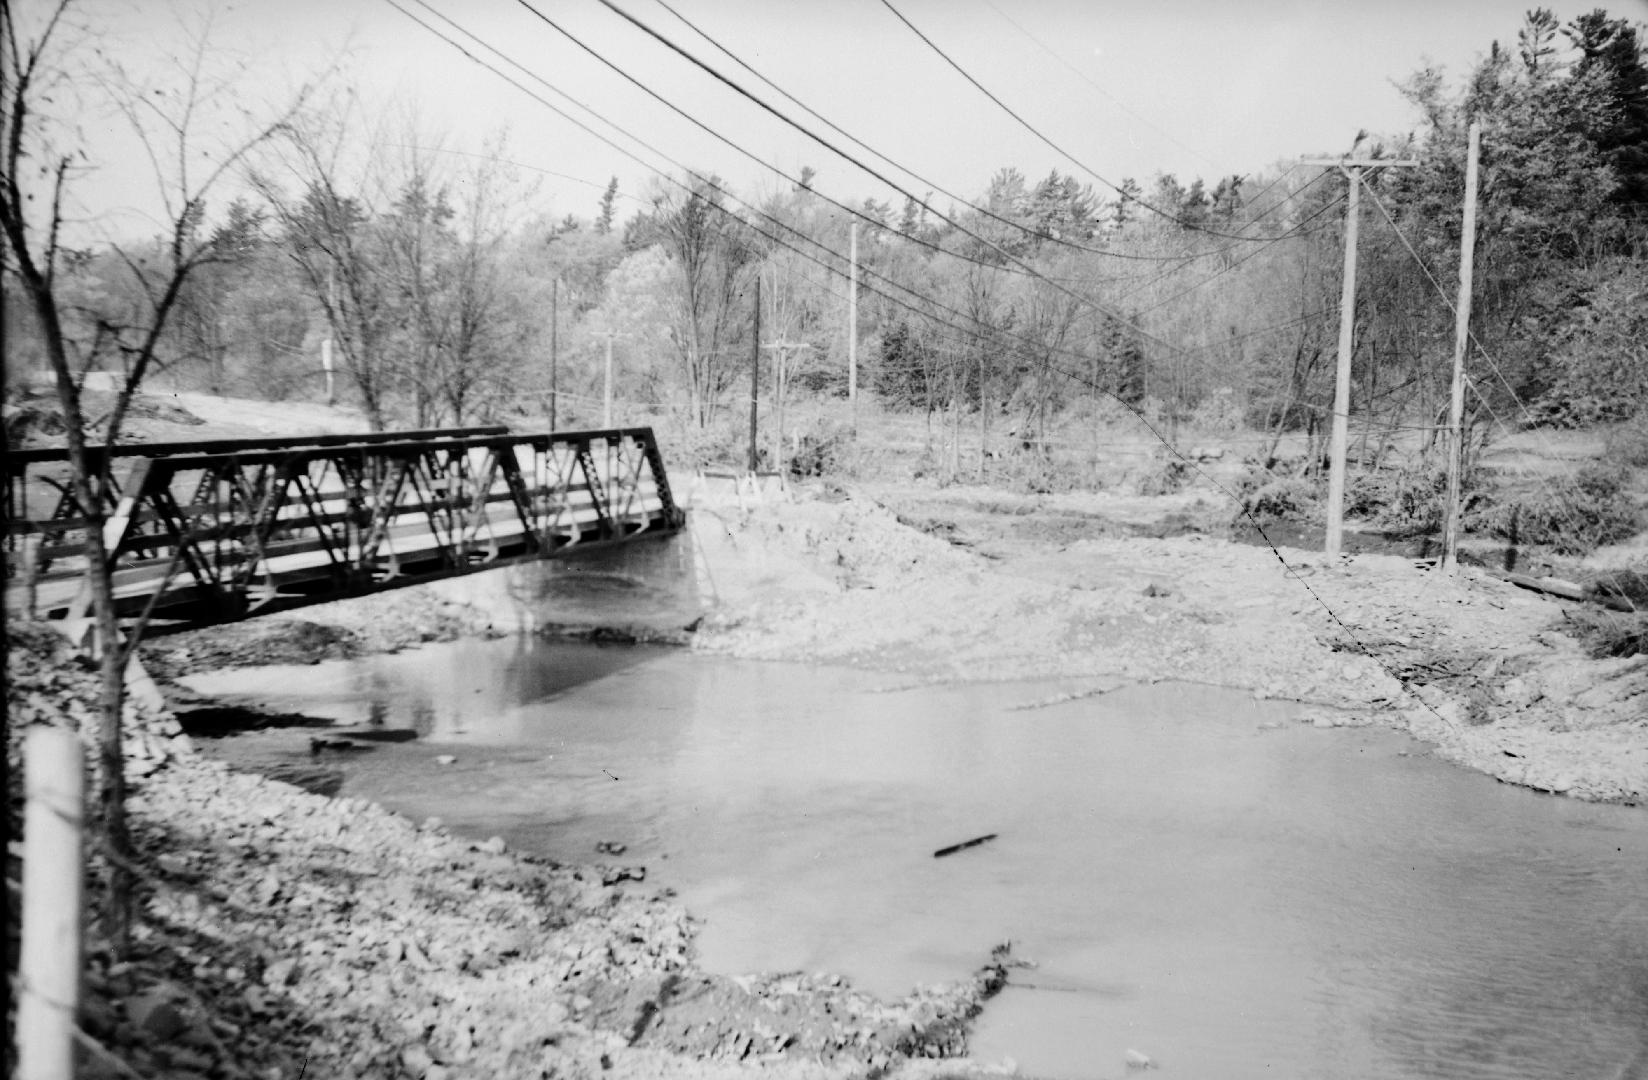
xmin=648 ymin=0 xmax=1307 ymax=266
xmin=380 ymin=0 xmax=1462 ymax=736
xmin=1127 ymin=189 xmax=1348 ymax=316
xmin=583 ymin=0 xmax=1333 ymax=367
xmin=878 ymin=0 xmax=1296 ymax=243
xmin=541 ymin=0 xmax=1199 ymax=358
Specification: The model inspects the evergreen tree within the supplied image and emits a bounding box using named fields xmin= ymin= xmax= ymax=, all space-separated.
xmin=596 ymin=176 xmax=619 ymax=234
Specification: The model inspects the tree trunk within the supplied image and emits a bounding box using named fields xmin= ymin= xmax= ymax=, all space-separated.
xmin=28 ymin=277 xmax=134 ymax=955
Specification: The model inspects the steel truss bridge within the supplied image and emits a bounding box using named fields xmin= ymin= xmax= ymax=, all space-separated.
xmin=5 ymin=426 xmax=685 ymax=633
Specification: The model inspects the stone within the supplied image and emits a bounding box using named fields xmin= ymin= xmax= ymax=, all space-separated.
xmin=435 ymin=755 xmax=457 ymax=766
xmin=478 ymin=836 xmax=507 ymax=855
xmin=401 ymin=1044 xmax=435 ymax=1076
xmin=1125 ymin=1048 xmax=1157 ymax=1070
xmin=263 ymin=958 xmax=298 ymax=987
xmin=126 ymin=993 xmax=187 ymax=1042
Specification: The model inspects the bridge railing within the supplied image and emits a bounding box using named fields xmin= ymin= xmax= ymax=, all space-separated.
xmin=7 ymin=426 xmax=685 ymax=626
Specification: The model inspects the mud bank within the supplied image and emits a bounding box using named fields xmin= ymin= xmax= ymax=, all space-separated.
xmin=688 ymin=484 xmax=1646 ymax=804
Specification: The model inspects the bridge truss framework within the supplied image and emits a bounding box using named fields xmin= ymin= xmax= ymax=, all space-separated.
xmin=5 ymin=426 xmax=685 ymax=632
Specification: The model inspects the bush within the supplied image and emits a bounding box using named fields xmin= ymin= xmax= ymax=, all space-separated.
xmin=1604 ymin=413 xmax=1648 ymax=469
xmin=1563 ymin=608 xmax=1647 ymax=658
xmin=1588 ymin=566 xmax=1648 ymax=610
xmin=1136 ymin=455 xmax=1191 ymax=496
xmin=1346 ymin=465 xmax=1494 ymax=536
xmin=1233 ymin=466 xmax=1319 ymax=522
xmin=1487 ymin=463 xmax=1642 ymax=555
xmin=1187 ymin=389 xmax=1244 ymax=434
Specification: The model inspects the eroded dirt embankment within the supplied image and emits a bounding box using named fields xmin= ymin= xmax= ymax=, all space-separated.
xmin=688 ymin=484 xmax=1646 ymax=804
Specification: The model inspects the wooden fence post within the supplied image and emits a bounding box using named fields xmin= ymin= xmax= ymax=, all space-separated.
xmin=17 ymin=724 xmax=85 ymax=1080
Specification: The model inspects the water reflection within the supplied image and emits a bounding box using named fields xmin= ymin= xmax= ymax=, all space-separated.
xmin=195 ymin=640 xmax=1648 ymax=1080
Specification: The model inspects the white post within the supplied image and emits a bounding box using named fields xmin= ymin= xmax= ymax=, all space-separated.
xmin=1442 ymin=121 xmax=1481 ymax=573
xmin=321 ymin=338 xmax=335 ymax=407
xmin=17 ymin=726 xmax=84 ymax=1080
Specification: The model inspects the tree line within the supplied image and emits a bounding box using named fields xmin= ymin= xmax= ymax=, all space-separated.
xmin=9 ymin=9 xmax=1644 ymax=466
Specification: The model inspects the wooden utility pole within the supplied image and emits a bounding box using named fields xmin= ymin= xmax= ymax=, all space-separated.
xmin=1302 ymin=152 xmax=1419 ymax=556
xmin=549 ymin=278 xmax=559 ymax=430
xmin=601 ymin=329 xmax=617 ymax=428
xmin=763 ymin=337 xmax=812 ymax=478
xmin=1442 ymin=121 xmax=1482 ymax=572
xmin=323 ymin=259 xmax=337 ymax=407
xmin=848 ymin=221 xmax=859 ymax=431
xmin=749 ymin=275 xmax=761 ymax=473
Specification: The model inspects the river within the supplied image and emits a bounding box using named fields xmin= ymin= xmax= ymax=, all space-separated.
xmin=185 ymin=636 xmax=1648 ymax=1080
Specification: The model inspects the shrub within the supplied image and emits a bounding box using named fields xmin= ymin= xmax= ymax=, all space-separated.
xmin=1587 ymin=565 xmax=1648 ymax=610
xmin=1346 ymin=465 xmax=1495 ymax=535
xmin=1187 ymin=388 xmax=1244 ymax=434
xmin=1487 ymin=463 xmax=1642 ymax=555
xmin=1232 ymin=466 xmax=1319 ymax=522
xmin=1604 ymin=412 xmax=1648 ymax=469
xmin=1136 ymin=455 xmax=1191 ymax=496
xmin=1563 ymin=608 xmax=1647 ymax=658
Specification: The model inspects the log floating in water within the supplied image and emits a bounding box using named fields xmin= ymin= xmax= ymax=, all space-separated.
xmin=934 ymin=833 xmax=998 ymax=858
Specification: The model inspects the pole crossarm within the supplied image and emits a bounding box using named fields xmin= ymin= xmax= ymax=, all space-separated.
xmin=1298 ymin=158 xmax=1420 ymax=168
xmin=6 ymin=426 xmax=686 ymax=633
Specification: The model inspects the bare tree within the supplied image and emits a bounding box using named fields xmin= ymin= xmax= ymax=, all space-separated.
xmin=646 ymin=174 xmax=757 ymax=427
xmin=1 ymin=0 xmax=314 ymax=951
xmin=252 ymin=106 xmax=398 ymax=429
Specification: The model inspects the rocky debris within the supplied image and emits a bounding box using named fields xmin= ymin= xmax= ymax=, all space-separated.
xmin=8 ymin=624 xmax=1018 ymax=1080
xmin=140 ymin=585 xmax=498 ymax=678
xmin=607 ymin=952 xmax=1010 ymax=1071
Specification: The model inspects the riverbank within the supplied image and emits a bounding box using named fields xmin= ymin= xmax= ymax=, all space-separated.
xmin=687 ymin=482 xmax=1645 ymax=804
xmin=16 ymin=473 xmax=1642 ymax=1079
xmin=9 ymin=626 xmax=1020 ymax=1080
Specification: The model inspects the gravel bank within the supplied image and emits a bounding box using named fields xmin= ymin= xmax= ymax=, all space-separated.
xmin=7 ymin=625 xmax=1017 ymax=1080
xmin=689 ymin=484 xmax=1646 ymax=803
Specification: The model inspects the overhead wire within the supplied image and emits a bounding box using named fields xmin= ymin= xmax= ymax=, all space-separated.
xmin=384 ymin=0 xmax=1125 ymax=377
xmin=877 ymin=0 xmax=1302 ymax=242
xmin=648 ymin=0 xmax=1308 ymax=266
xmin=585 ymin=0 xmax=1339 ymax=370
xmin=538 ymin=0 xmax=1205 ymax=358
xmin=381 ymin=0 xmax=1462 ymax=735
xmin=1356 ymin=176 xmax=1602 ymax=544
xmin=972 ymin=0 xmax=1313 ymax=235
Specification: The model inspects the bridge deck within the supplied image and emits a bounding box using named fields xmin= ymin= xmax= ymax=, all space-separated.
xmin=6 ymin=426 xmax=685 ymax=632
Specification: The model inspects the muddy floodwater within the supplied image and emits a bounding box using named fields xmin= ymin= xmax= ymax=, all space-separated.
xmin=187 ymin=638 xmax=1648 ymax=1080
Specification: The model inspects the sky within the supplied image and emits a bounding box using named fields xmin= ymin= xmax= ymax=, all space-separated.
xmin=56 ymin=0 xmax=1641 ymax=240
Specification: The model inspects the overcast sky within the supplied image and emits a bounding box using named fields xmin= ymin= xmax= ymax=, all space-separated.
xmin=71 ymin=0 xmax=1632 ymax=236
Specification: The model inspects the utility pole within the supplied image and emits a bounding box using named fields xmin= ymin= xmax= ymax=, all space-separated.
xmin=323 ymin=259 xmax=337 ymax=407
xmin=1442 ymin=121 xmax=1482 ymax=573
xmin=763 ymin=337 xmax=812 ymax=479
xmin=600 ymin=329 xmax=618 ymax=429
xmin=549 ymin=277 xmax=559 ymax=431
xmin=749 ymin=275 xmax=761 ymax=473
xmin=848 ymin=221 xmax=859 ymax=432
xmin=1302 ymin=150 xmax=1418 ymax=556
